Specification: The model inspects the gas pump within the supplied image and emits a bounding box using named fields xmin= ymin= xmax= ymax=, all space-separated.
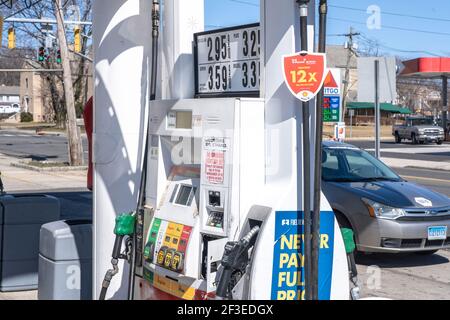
xmin=136 ymin=98 xmax=267 ymax=299
xmin=93 ymin=0 xmax=359 ymax=301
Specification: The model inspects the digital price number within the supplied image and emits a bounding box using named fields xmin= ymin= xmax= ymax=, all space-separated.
xmin=194 ymin=23 xmax=260 ymax=97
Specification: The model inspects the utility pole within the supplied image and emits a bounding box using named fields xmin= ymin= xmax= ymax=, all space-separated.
xmin=375 ymin=60 xmax=381 ymax=159
xmin=54 ymin=0 xmax=83 ymax=166
xmin=443 ymin=76 xmax=448 ymax=141
xmin=341 ymin=27 xmax=360 ymax=118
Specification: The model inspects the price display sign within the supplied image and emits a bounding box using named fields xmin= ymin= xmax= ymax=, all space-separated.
xmin=194 ymin=23 xmax=260 ymax=97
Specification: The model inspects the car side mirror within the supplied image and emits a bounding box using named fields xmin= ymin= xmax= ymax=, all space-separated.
xmin=340 ymin=228 xmax=356 ymax=254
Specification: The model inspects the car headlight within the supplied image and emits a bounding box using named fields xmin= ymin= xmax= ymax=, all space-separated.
xmin=362 ymin=198 xmax=406 ymax=220
xmin=418 ymin=129 xmax=425 ymax=134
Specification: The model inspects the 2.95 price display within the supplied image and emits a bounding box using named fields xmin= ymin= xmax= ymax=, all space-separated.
xmin=195 ymin=24 xmax=260 ymax=96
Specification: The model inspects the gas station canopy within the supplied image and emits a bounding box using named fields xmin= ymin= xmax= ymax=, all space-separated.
xmin=400 ymin=57 xmax=450 ymax=78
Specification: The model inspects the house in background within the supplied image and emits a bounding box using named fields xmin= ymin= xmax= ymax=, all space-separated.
xmin=0 ymin=85 xmax=20 ymax=107
xmin=19 ymin=68 xmax=55 ymax=123
xmin=326 ymin=45 xmax=358 ymax=104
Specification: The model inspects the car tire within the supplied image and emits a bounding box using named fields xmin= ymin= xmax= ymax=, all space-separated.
xmin=395 ymin=132 xmax=401 ymax=143
xmin=411 ymin=133 xmax=419 ymax=145
xmin=414 ymin=250 xmax=439 ymax=255
xmin=437 ymin=140 xmax=443 ymax=145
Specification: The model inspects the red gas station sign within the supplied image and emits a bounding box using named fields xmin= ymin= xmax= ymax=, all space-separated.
xmin=283 ymin=52 xmax=327 ymax=101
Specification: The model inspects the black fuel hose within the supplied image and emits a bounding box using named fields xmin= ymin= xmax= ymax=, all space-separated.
xmin=127 ymin=0 xmax=160 ymax=300
xmin=99 ymin=235 xmax=124 ymax=300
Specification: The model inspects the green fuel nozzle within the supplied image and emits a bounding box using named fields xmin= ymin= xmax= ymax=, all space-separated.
xmin=111 ymin=213 xmax=136 ymax=260
xmin=114 ymin=213 xmax=136 ymax=236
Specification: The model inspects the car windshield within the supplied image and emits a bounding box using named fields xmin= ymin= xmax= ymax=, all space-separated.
xmin=322 ymin=147 xmax=402 ymax=183
xmin=410 ymin=118 xmax=434 ymax=126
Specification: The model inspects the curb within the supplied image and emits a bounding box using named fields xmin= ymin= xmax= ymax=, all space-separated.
xmin=404 ymin=165 xmax=450 ymax=172
xmin=10 ymin=162 xmax=88 ymax=172
xmin=381 ymin=158 xmax=450 ymax=172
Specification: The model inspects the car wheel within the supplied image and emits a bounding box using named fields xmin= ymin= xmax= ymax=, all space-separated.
xmin=414 ymin=250 xmax=439 ymax=255
xmin=395 ymin=132 xmax=401 ymax=143
xmin=411 ymin=133 xmax=418 ymax=145
xmin=437 ymin=140 xmax=443 ymax=145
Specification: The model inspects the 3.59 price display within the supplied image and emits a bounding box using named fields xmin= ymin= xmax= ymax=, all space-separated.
xmin=194 ymin=24 xmax=260 ymax=96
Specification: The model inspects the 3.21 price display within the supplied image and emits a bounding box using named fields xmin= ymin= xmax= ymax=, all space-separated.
xmin=194 ymin=23 xmax=260 ymax=97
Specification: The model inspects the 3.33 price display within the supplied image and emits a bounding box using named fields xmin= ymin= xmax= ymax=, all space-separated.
xmin=194 ymin=23 xmax=260 ymax=97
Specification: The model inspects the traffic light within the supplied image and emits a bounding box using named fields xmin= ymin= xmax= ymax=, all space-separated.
xmin=74 ymin=26 xmax=81 ymax=53
xmin=38 ymin=47 xmax=46 ymax=62
xmin=7 ymin=27 xmax=15 ymax=49
xmin=56 ymin=49 xmax=62 ymax=64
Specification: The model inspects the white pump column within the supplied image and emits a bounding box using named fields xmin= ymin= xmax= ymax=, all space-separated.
xmin=92 ymin=0 xmax=153 ymax=300
xmin=93 ymin=0 xmax=204 ymax=300
xmin=259 ymin=0 xmax=315 ymax=214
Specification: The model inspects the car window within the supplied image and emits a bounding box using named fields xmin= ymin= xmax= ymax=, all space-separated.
xmin=346 ymin=151 xmax=383 ymax=178
xmin=411 ymin=118 xmax=434 ymax=126
xmin=323 ymin=150 xmax=339 ymax=170
xmin=322 ymin=147 xmax=402 ymax=182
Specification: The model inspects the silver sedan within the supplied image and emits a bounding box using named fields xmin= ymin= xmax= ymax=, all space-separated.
xmin=322 ymin=141 xmax=450 ymax=254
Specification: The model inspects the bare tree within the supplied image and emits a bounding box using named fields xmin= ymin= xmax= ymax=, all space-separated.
xmin=3 ymin=0 xmax=92 ymax=165
xmin=54 ymin=0 xmax=82 ymax=166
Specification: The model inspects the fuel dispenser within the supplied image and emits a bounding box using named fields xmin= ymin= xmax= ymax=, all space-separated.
xmin=94 ymin=0 xmax=358 ymax=301
xmin=136 ymin=98 xmax=267 ymax=299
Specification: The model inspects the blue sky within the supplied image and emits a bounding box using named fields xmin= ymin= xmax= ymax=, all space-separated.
xmin=205 ymin=0 xmax=450 ymax=58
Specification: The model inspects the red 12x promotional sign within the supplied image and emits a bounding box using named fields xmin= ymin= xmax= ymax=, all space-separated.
xmin=283 ymin=51 xmax=327 ymax=102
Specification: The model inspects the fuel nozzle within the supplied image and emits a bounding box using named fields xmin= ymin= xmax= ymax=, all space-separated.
xmin=152 ymin=0 xmax=160 ymax=39
xmin=215 ymin=226 xmax=261 ymax=299
xmin=99 ymin=213 xmax=136 ymax=300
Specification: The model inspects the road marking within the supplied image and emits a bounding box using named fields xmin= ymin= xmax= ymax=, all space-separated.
xmin=401 ymin=175 xmax=450 ymax=184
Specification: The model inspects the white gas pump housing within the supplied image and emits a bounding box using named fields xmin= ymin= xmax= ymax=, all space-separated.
xmin=93 ymin=0 xmax=351 ymax=300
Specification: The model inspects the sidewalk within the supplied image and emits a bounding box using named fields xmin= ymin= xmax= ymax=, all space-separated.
xmin=0 ymin=153 xmax=87 ymax=192
xmin=0 ymin=127 xmax=87 ymax=138
xmin=381 ymin=157 xmax=450 ymax=171
xmin=0 ymin=153 xmax=87 ymax=300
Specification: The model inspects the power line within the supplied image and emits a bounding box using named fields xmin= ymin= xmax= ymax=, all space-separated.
xmin=227 ymin=0 xmax=258 ymax=7
xmin=329 ymin=4 xmax=450 ymax=23
xmin=329 ymin=17 xmax=450 ymax=37
xmin=357 ymin=33 xmax=443 ymax=57
xmin=3 ymin=0 xmax=45 ymax=19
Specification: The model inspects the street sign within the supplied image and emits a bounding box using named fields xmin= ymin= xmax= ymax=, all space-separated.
xmin=334 ymin=122 xmax=346 ymax=141
xmin=322 ymin=69 xmax=341 ymax=123
xmin=194 ymin=23 xmax=260 ymax=97
xmin=358 ymin=57 xmax=397 ymax=103
xmin=282 ymin=52 xmax=327 ymax=102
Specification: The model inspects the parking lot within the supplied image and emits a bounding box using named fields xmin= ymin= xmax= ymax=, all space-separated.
xmin=349 ymin=139 xmax=450 ymax=299
xmin=357 ymin=250 xmax=450 ymax=300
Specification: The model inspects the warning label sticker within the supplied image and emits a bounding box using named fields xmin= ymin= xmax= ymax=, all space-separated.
xmin=203 ymin=137 xmax=229 ymax=185
xmin=205 ymin=151 xmax=225 ymax=184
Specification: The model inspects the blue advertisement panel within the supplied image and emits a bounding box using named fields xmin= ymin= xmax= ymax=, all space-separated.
xmin=271 ymin=211 xmax=335 ymax=300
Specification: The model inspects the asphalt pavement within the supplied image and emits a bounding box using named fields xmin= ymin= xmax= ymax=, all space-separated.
xmin=393 ymin=167 xmax=450 ymax=197
xmin=0 ymin=130 xmax=88 ymax=162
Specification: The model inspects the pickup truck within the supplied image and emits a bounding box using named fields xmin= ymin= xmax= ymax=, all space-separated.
xmin=392 ymin=116 xmax=445 ymax=145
